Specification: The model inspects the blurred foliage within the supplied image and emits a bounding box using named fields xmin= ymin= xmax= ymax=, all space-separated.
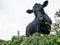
xmin=0 ymin=39 xmax=7 ymax=45
xmin=0 ymin=32 xmax=60 ymax=45
xmin=0 ymin=22 xmax=60 ymax=45
xmin=52 ymin=23 xmax=60 ymax=35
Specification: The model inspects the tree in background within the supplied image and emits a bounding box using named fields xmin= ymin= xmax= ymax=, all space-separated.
xmin=51 ymin=9 xmax=60 ymax=35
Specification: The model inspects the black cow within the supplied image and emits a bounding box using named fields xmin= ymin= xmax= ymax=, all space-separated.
xmin=26 ymin=0 xmax=52 ymax=36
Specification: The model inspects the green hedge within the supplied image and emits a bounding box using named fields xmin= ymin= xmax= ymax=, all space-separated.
xmin=0 ymin=33 xmax=60 ymax=45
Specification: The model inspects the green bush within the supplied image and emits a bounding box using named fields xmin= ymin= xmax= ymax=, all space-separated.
xmin=0 ymin=32 xmax=60 ymax=45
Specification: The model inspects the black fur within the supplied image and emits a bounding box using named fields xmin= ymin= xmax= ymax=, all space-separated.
xmin=26 ymin=0 xmax=52 ymax=37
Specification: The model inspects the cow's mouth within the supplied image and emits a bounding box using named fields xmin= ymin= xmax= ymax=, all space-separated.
xmin=39 ymin=17 xmax=43 ymax=20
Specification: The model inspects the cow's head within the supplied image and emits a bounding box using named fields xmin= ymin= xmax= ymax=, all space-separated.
xmin=26 ymin=0 xmax=48 ymax=20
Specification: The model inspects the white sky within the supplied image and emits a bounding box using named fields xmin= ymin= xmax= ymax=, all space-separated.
xmin=0 ymin=0 xmax=60 ymax=40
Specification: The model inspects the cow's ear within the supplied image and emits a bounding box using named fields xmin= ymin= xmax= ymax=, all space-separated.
xmin=42 ymin=1 xmax=48 ymax=8
xmin=26 ymin=9 xmax=33 ymax=14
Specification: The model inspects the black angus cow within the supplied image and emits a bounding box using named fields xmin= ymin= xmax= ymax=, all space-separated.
xmin=26 ymin=0 xmax=52 ymax=36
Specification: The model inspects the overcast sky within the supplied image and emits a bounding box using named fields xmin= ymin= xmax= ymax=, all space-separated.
xmin=0 ymin=0 xmax=60 ymax=40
